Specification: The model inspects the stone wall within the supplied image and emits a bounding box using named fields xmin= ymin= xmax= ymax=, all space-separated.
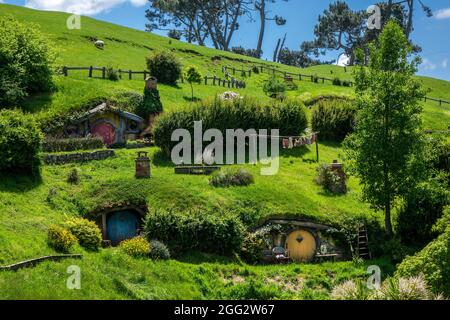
xmin=44 ymin=150 xmax=116 ymax=165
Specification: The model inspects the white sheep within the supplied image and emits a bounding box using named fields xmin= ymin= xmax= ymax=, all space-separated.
xmin=94 ymin=40 xmax=105 ymax=49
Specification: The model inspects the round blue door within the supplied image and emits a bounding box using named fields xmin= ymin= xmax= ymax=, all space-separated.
xmin=107 ymin=211 xmax=140 ymax=245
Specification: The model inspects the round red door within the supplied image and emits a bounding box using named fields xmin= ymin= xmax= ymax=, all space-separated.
xmin=91 ymin=122 xmax=116 ymax=145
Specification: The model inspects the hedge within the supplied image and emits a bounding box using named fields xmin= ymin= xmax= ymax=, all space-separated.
xmin=396 ymin=229 xmax=450 ymax=297
xmin=153 ymin=97 xmax=308 ymax=156
xmin=144 ymin=209 xmax=245 ymax=255
xmin=43 ymin=137 xmax=104 ymax=153
xmin=311 ymin=99 xmax=356 ymax=141
xmin=0 ymin=109 xmax=42 ymax=174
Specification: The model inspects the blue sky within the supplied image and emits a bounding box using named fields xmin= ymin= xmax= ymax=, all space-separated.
xmin=2 ymin=0 xmax=450 ymax=80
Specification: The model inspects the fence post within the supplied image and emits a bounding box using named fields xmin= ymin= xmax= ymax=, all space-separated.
xmin=213 ymin=76 xmax=216 ymax=85
xmin=63 ymin=66 xmax=68 ymax=77
xmin=89 ymin=66 xmax=93 ymax=78
xmin=129 ymin=70 xmax=132 ymax=80
xmin=144 ymin=71 xmax=147 ymax=80
xmin=118 ymin=69 xmax=122 ymax=79
xmin=102 ymin=67 xmax=106 ymax=79
xmin=440 ymin=100 xmax=442 ymax=106
xmin=204 ymin=76 xmax=208 ymax=85
xmin=322 ymin=77 xmax=325 ymax=84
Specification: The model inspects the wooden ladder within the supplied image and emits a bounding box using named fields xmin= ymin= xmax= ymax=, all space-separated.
xmin=357 ymin=224 xmax=372 ymax=260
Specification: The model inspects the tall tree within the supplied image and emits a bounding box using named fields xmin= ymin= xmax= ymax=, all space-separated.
xmin=301 ymin=1 xmax=366 ymax=65
xmin=198 ymin=0 xmax=252 ymax=51
xmin=146 ymin=0 xmax=252 ymax=50
xmin=254 ymin=0 xmax=288 ymax=58
xmin=344 ymin=21 xmax=426 ymax=236
xmin=384 ymin=0 xmax=432 ymax=39
xmin=146 ymin=0 xmax=207 ymax=45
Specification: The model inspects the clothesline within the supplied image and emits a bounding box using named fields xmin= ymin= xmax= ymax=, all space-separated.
xmin=248 ymin=132 xmax=320 ymax=139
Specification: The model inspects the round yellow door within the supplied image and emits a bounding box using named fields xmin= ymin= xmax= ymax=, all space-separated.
xmin=286 ymin=229 xmax=317 ymax=262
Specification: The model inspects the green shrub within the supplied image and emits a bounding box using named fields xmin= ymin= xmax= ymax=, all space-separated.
xmin=0 ymin=16 xmax=54 ymax=107
xmin=184 ymin=66 xmax=202 ymax=100
xmin=136 ymin=88 xmax=163 ymax=119
xmin=47 ymin=225 xmax=77 ymax=253
xmin=433 ymin=206 xmax=450 ymax=234
xmin=106 ymin=65 xmax=119 ymax=82
xmin=0 ymin=110 xmax=42 ymax=174
xmin=263 ymin=76 xmax=286 ymax=99
xmin=146 ymin=51 xmax=181 ymax=85
xmin=252 ymin=66 xmax=260 ymax=74
xmin=149 ymin=240 xmax=171 ymax=260
xmin=311 ymin=100 xmax=356 ymax=141
xmin=209 ymin=169 xmax=254 ymax=187
xmin=120 ymin=237 xmax=150 ymax=258
xmin=240 ymin=232 xmax=268 ymax=264
xmin=313 ymin=74 xmax=319 ymax=83
xmin=43 ymin=137 xmax=104 ymax=153
xmin=396 ymin=229 xmax=450 ymax=297
xmin=67 ymin=168 xmax=81 ymax=185
xmin=145 ymin=209 xmax=245 ymax=255
xmin=65 ymin=218 xmax=102 ymax=251
xmin=332 ymin=77 xmax=342 ymax=86
xmin=342 ymin=80 xmax=352 ymax=87
xmin=153 ymin=97 xmax=308 ymax=156
xmin=397 ymin=182 xmax=449 ymax=247
xmin=315 ymin=163 xmax=347 ymax=194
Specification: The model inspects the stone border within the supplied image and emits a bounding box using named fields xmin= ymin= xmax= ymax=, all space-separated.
xmin=0 ymin=254 xmax=83 ymax=272
xmin=43 ymin=150 xmax=115 ymax=165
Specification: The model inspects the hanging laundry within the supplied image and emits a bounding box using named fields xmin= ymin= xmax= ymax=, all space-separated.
xmin=288 ymin=137 xmax=294 ymax=149
xmin=282 ymin=138 xmax=290 ymax=149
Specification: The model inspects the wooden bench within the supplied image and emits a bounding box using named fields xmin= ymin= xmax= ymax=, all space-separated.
xmin=174 ymin=166 xmax=221 ymax=175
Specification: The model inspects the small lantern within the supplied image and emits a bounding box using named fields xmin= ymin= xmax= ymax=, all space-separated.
xmin=135 ymin=151 xmax=151 ymax=178
xmin=145 ymin=76 xmax=158 ymax=90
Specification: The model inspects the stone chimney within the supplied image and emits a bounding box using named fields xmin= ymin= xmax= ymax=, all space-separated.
xmin=135 ymin=151 xmax=151 ymax=178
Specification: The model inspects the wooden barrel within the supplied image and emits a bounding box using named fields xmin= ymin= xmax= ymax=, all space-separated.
xmin=285 ymin=229 xmax=317 ymax=262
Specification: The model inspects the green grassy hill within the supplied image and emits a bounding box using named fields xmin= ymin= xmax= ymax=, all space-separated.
xmin=0 ymin=4 xmax=447 ymax=300
xmin=1 ymin=4 xmax=448 ymax=130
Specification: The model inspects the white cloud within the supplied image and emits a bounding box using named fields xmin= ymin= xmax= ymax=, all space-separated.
xmin=435 ymin=8 xmax=450 ymax=20
xmin=422 ymin=58 xmax=437 ymax=71
xmin=25 ymin=0 xmax=147 ymax=15
xmin=442 ymin=59 xmax=448 ymax=69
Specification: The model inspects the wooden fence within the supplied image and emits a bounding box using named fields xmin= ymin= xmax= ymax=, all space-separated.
xmin=424 ymin=96 xmax=450 ymax=106
xmin=223 ymin=65 xmax=354 ymax=87
xmin=63 ymin=66 xmax=151 ymax=80
xmin=204 ymin=76 xmax=246 ymax=89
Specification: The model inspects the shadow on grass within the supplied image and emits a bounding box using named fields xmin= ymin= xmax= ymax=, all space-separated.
xmin=0 ymin=172 xmax=43 ymax=193
xmin=183 ymin=96 xmax=201 ymax=103
xmin=151 ymin=150 xmax=176 ymax=168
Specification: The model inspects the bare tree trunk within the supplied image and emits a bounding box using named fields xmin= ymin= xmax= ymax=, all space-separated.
xmin=277 ymin=33 xmax=287 ymax=62
xmin=405 ymin=0 xmax=414 ymax=39
xmin=256 ymin=0 xmax=266 ymax=58
xmin=273 ymin=38 xmax=281 ymax=62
